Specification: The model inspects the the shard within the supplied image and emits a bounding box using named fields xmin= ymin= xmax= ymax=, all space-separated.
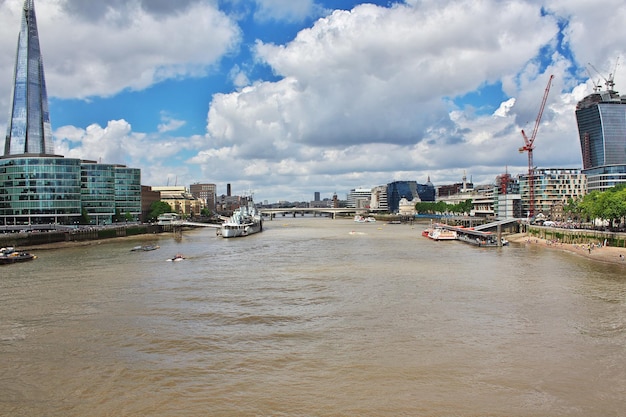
xmin=4 ymin=0 xmax=55 ymax=156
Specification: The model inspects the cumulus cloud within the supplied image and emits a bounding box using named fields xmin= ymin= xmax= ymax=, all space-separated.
xmin=158 ymin=112 xmax=186 ymax=133
xmin=0 ymin=0 xmax=240 ymax=102
xmin=198 ymin=0 xmax=577 ymax=197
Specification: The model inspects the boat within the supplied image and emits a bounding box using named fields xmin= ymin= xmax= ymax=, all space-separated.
xmin=219 ymin=200 xmax=263 ymax=238
xmin=0 ymin=247 xmax=37 ymax=264
xmin=167 ymin=254 xmax=185 ymax=262
xmin=428 ymin=227 xmax=457 ymax=241
xmin=354 ymin=215 xmax=377 ymax=223
xmin=131 ymin=244 xmax=160 ymax=252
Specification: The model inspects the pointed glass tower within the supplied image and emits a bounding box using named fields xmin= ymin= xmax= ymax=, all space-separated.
xmin=4 ymin=0 xmax=55 ymax=156
xmin=1 ymin=0 xmax=141 ymax=226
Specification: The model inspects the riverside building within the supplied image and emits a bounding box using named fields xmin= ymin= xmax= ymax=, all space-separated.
xmin=1 ymin=0 xmax=141 ymax=226
xmin=576 ymin=76 xmax=626 ymax=192
xmin=518 ymin=168 xmax=586 ymax=220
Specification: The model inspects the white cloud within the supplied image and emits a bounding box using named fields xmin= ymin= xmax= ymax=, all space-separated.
xmin=157 ymin=113 xmax=186 ymax=133
xmin=197 ymin=0 xmax=573 ymax=199
xmin=0 ymin=0 xmax=241 ymax=102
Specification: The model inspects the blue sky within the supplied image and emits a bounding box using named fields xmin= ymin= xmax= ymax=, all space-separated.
xmin=1 ymin=0 xmax=625 ymax=203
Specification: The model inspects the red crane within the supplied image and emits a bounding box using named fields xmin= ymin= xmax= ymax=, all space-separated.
xmin=519 ymin=74 xmax=554 ymax=218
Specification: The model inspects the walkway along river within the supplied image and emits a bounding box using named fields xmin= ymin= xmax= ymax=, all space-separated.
xmin=1 ymin=218 xmax=625 ymax=416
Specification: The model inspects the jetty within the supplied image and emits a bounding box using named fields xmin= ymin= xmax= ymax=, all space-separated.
xmin=428 ymin=219 xmax=519 ymax=247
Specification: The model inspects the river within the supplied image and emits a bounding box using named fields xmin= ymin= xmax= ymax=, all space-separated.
xmin=1 ymin=217 xmax=625 ymax=416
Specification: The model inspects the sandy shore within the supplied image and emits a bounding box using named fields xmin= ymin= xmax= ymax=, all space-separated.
xmin=507 ymin=232 xmax=626 ymax=266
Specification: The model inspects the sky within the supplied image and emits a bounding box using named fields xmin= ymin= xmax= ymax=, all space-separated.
xmin=0 ymin=0 xmax=625 ymax=203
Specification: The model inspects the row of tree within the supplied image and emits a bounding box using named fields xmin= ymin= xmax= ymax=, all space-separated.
xmin=565 ymin=184 xmax=626 ymax=227
xmin=414 ymin=199 xmax=473 ymax=215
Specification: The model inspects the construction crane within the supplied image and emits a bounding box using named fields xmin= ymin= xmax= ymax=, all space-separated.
xmin=588 ymin=57 xmax=619 ymax=91
xmin=519 ymin=74 xmax=554 ymax=218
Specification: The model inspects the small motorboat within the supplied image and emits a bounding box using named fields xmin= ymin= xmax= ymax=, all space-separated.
xmin=167 ymin=254 xmax=185 ymax=262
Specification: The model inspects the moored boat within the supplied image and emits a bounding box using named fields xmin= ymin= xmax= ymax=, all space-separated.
xmin=0 ymin=247 xmax=37 ymax=265
xmin=219 ymin=200 xmax=263 ymax=238
xmin=428 ymin=228 xmax=457 ymax=241
xmin=354 ymin=215 xmax=377 ymax=223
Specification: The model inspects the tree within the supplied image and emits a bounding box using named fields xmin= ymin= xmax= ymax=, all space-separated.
xmin=80 ymin=208 xmax=91 ymax=225
xmin=147 ymin=201 xmax=174 ymax=222
xmin=563 ymin=197 xmax=582 ymax=221
xmin=577 ymin=185 xmax=626 ymax=227
xmin=415 ymin=200 xmax=471 ymax=215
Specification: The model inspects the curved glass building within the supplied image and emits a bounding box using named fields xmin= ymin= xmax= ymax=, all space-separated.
xmin=576 ymin=87 xmax=626 ymax=192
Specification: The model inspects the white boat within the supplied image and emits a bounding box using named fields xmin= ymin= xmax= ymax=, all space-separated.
xmin=428 ymin=228 xmax=457 ymax=241
xmin=219 ymin=201 xmax=263 ymax=238
xmin=354 ymin=215 xmax=377 ymax=223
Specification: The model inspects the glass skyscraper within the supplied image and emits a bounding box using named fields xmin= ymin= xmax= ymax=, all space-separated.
xmin=1 ymin=0 xmax=142 ymax=226
xmin=386 ymin=180 xmax=435 ymax=213
xmin=576 ymin=86 xmax=626 ymax=191
xmin=4 ymin=0 xmax=55 ymax=156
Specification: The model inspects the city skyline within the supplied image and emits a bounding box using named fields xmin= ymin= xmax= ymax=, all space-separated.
xmin=1 ymin=0 xmax=625 ymax=202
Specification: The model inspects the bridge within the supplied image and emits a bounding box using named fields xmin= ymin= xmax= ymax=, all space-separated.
xmin=260 ymin=207 xmax=362 ymax=219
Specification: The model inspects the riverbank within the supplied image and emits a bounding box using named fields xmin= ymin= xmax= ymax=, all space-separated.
xmin=8 ymin=232 xmax=168 ymax=251
xmin=508 ymin=232 xmax=626 ymax=266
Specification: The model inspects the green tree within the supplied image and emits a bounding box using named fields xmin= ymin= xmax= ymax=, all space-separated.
xmin=80 ymin=208 xmax=91 ymax=225
xmin=563 ymin=197 xmax=582 ymax=221
xmin=147 ymin=201 xmax=173 ymax=222
xmin=578 ymin=185 xmax=626 ymax=227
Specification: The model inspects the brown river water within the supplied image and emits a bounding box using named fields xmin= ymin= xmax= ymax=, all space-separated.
xmin=1 ymin=218 xmax=625 ymax=416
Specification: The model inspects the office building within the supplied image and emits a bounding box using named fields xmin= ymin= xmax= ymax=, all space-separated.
xmin=576 ymin=80 xmax=626 ymax=191
xmin=370 ymin=185 xmax=388 ymax=211
xmin=1 ymin=0 xmax=141 ymax=226
xmin=347 ymin=188 xmax=372 ymax=209
xmin=518 ymin=168 xmax=586 ymax=220
xmin=190 ymin=183 xmax=216 ymax=210
xmin=386 ymin=179 xmax=435 ymax=213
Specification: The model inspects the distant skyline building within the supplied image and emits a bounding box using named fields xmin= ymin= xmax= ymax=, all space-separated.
xmin=347 ymin=188 xmax=372 ymax=209
xmin=576 ymin=79 xmax=626 ymax=192
xmin=190 ymin=183 xmax=216 ymax=210
xmin=387 ymin=179 xmax=435 ymax=213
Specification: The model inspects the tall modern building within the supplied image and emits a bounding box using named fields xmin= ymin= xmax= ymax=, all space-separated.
xmin=576 ymin=80 xmax=626 ymax=192
xmin=5 ymin=0 xmax=54 ymax=156
xmin=1 ymin=0 xmax=141 ymax=226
